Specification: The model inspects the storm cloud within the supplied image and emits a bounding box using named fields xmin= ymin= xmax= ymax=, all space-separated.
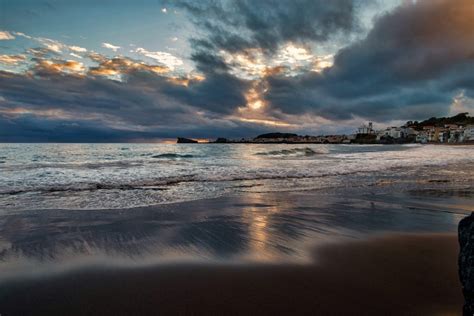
xmin=2 ymin=0 xmax=474 ymax=141
xmin=170 ymin=0 xmax=360 ymax=53
xmin=264 ymin=0 xmax=474 ymax=120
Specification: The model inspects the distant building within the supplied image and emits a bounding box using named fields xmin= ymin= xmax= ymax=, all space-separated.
xmin=376 ymin=126 xmax=416 ymax=141
xmin=357 ymin=122 xmax=375 ymax=135
xmin=444 ymin=124 xmax=459 ymax=130
xmin=464 ymin=125 xmax=474 ymax=141
xmin=424 ymin=126 xmax=446 ymax=142
xmin=416 ymin=132 xmax=428 ymax=143
xmin=447 ymin=125 xmax=465 ymax=143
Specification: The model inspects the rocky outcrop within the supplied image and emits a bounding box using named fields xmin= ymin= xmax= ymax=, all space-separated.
xmin=459 ymin=212 xmax=474 ymax=315
xmin=177 ymin=137 xmax=198 ymax=144
xmin=214 ymin=138 xmax=228 ymax=143
xmin=254 ymin=132 xmax=298 ymax=139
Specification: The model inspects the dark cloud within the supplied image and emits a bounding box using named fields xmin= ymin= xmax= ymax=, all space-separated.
xmin=0 ymin=55 xmax=258 ymax=141
xmin=171 ymin=0 xmax=360 ymax=53
xmin=3 ymin=0 xmax=474 ymax=141
xmin=166 ymin=0 xmax=366 ymax=123
xmin=263 ymin=0 xmax=474 ymax=121
xmin=329 ymin=0 xmax=474 ymax=88
xmin=0 ymin=112 xmax=277 ymax=142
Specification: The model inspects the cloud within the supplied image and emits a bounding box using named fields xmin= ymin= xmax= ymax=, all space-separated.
xmin=170 ymin=0 xmax=361 ymax=54
xmin=69 ymin=45 xmax=87 ymax=53
xmin=260 ymin=0 xmax=474 ymax=122
xmin=166 ymin=0 xmax=368 ymax=122
xmin=0 ymin=54 xmax=27 ymax=65
xmin=10 ymin=32 xmax=87 ymax=58
xmin=35 ymin=37 xmax=65 ymax=53
xmin=0 ymin=53 xmax=253 ymax=141
xmin=102 ymin=42 xmax=121 ymax=52
xmin=0 ymin=67 xmax=269 ymax=142
xmin=13 ymin=31 xmax=32 ymax=39
xmin=32 ymin=59 xmax=85 ymax=76
xmin=4 ymin=0 xmax=474 ymax=142
xmin=86 ymin=54 xmax=170 ymax=78
xmin=0 ymin=31 xmax=15 ymax=40
xmin=133 ymin=48 xmax=183 ymax=70
xmin=450 ymin=90 xmax=474 ymax=116
xmin=69 ymin=52 xmax=82 ymax=59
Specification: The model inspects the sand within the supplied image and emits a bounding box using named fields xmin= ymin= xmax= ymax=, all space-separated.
xmin=0 ymin=233 xmax=463 ymax=315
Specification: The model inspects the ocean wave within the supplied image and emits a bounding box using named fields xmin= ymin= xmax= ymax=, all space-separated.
xmin=151 ymin=153 xmax=195 ymax=159
xmin=0 ymin=183 xmax=170 ymax=196
xmin=0 ymin=171 xmax=360 ymax=196
xmin=255 ymin=147 xmax=323 ymax=157
xmin=1 ymin=160 xmax=144 ymax=171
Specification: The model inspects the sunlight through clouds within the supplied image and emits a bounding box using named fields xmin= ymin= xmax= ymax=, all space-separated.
xmin=2 ymin=0 xmax=474 ymax=140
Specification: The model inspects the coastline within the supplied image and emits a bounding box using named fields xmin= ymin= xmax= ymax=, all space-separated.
xmin=192 ymin=141 xmax=474 ymax=145
xmin=0 ymin=233 xmax=462 ymax=315
xmin=1 ymin=161 xmax=472 ymax=315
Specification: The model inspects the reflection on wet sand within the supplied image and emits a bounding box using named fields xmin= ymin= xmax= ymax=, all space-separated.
xmin=240 ymin=193 xmax=297 ymax=262
xmin=0 ymin=233 xmax=463 ymax=315
xmin=0 ymin=184 xmax=472 ymax=282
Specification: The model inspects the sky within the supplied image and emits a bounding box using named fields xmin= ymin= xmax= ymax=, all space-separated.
xmin=1 ymin=0 xmax=474 ymax=142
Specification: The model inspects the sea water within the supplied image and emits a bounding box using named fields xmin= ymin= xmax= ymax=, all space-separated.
xmin=1 ymin=143 xmax=474 ymax=277
xmin=1 ymin=143 xmax=474 ymax=211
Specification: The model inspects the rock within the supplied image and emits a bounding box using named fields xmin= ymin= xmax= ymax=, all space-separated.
xmin=214 ymin=138 xmax=228 ymax=143
xmin=177 ymin=137 xmax=198 ymax=144
xmin=254 ymin=132 xmax=297 ymax=139
xmin=459 ymin=212 xmax=474 ymax=315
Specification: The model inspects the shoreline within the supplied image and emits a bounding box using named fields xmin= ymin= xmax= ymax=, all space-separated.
xmin=192 ymin=141 xmax=474 ymax=145
xmin=0 ymin=233 xmax=462 ymax=315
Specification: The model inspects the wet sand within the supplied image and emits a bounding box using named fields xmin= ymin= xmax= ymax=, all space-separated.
xmin=0 ymin=233 xmax=462 ymax=315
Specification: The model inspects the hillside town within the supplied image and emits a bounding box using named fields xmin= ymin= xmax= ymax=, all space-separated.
xmin=354 ymin=112 xmax=474 ymax=144
xmin=357 ymin=121 xmax=474 ymax=144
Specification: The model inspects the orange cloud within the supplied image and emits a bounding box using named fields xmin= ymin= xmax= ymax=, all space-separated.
xmin=0 ymin=31 xmax=15 ymax=40
xmin=33 ymin=59 xmax=85 ymax=75
xmin=263 ymin=66 xmax=287 ymax=77
xmin=167 ymin=73 xmax=205 ymax=86
xmin=235 ymin=117 xmax=294 ymax=127
xmin=0 ymin=107 xmax=73 ymax=120
xmin=87 ymin=55 xmax=170 ymax=77
xmin=0 ymin=54 xmax=27 ymax=65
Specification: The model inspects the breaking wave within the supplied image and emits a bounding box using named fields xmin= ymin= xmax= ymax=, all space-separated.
xmin=255 ymin=147 xmax=324 ymax=157
xmin=151 ymin=153 xmax=195 ymax=159
xmin=0 ymin=171 xmax=363 ymax=196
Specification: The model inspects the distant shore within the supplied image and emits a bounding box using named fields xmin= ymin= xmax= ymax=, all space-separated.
xmin=178 ymin=138 xmax=474 ymax=145
xmin=0 ymin=233 xmax=462 ymax=315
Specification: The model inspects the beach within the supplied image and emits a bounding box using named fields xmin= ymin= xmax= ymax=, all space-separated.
xmin=4 ymin=0 xmax=474 ymax=313
xmin=3 ymin=0 xmax=474 ymax=313
xmin=0 ymin=233 xmax=462 ymax=315
xmin=0 ymin=185 xmax=472 ymax=315
xmin=1 ymin=143 xmax=473 ymax=314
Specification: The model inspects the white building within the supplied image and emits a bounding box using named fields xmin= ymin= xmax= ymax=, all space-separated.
xmin=416 ymin=132 xmax=428 ymax=143
xmin=358 ymin=122 xmax=375 ymax=134
xmin=464 ymin=125 xmax=474 ymax=141
xmin=376 ymin=126 xmax=416 ymax=140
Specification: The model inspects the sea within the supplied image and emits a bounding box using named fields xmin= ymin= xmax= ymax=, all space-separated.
xmin=1 ymin=143 xmax=474 ymax=278
xmin=1 ymin=143 xmax=474 ymax=211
